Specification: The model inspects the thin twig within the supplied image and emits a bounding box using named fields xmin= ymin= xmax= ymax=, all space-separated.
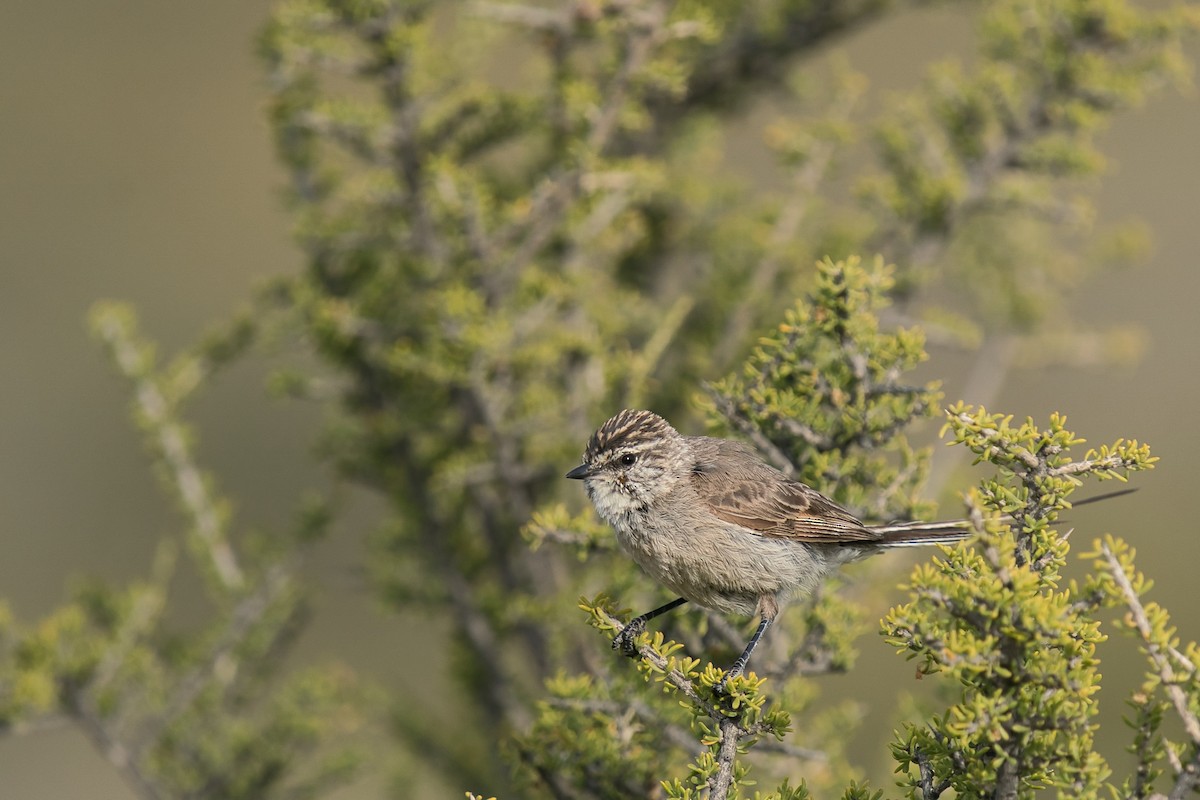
xmin=596 ymin=607 xmax=785 ymax=798
xmin=596 ymin=608 xmax=717 ymax=715
xmin=0 ymin=714 xmax=73 ymax=738
xmin=471 ymin=2 xmax=571 ymax=33
xmin=704 ymin=386 xmax=799 ymax=476
xmin=94 ymin=313 xmax=245 ymax=592
xmin=1100 ymin=541 xmax=1200 ymax=745
xmin=915 ymin=746 xmax=952 ymax=800
xmin=1049 ymin=455 xmax=1142 ymax=478
xmin=129 ymin=565 xmax=296 ymax=760
xmin=69 ymin=695 xmax=163 ymax=800
xmin=753 ymin=737 xmax=827 ymax=761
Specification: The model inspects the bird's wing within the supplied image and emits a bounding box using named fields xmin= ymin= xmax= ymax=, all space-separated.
xmin=687 ymin=437 xmax=879 ymax=544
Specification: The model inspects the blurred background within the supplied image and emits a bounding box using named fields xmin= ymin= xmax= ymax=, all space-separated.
xmin=1 ymin=1 xmax=1197 ymax=797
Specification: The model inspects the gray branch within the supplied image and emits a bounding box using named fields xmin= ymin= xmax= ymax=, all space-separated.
xmin=1099 ymin=541 xmax=1200 ymax=746
xmin=93 ymin=312 xmax=245 ymax=593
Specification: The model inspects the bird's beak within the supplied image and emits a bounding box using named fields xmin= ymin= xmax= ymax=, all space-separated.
xmin=565 ymin=464 xmax=592 ymax=480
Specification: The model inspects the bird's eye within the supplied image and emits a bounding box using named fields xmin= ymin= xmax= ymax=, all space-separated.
xmin=619 ymin=453 xmax=637 ymax=466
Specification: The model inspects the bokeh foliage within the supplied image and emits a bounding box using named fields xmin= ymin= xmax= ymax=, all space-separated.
xmin=0 ymin=305 xmax=364 ymax=799
xmin=2 ymin=0 xmax=1199 ymax=798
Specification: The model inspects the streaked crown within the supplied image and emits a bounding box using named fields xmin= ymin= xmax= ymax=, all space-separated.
xmin=584 ymin=408 xmax=678 ymax=462
xmin=573 ymin=409 xmax=689 ymax=514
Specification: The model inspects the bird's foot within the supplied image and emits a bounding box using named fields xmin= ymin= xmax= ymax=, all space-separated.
xmin=612 ymin=616 xmax=648 ymax=656
xmin=714 ymin=662 xmax=747 ymax=695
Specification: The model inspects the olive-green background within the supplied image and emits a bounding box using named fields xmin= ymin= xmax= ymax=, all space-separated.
xmin=2 ymin=2 xmax=1197 ymax=797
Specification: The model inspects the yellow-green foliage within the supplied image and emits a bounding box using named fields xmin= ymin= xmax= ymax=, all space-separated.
xmin=517 ymin=260 xmax=930 ymax=797
xmin=4 ymin=0 xmax=1198 ymax=798
xmin=884 ymin=410 xmax=1155 ymax=799
xmin=706 ymin=256 xmax=940 ymax=523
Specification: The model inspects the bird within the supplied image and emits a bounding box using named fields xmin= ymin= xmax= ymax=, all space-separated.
xmin=565 ymin=408 xmax=974 ymax=689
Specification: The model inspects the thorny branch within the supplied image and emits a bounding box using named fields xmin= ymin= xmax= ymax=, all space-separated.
xmin=947 ymin=412 xmax=1043 ymax=473
xmin=594 ymin=607 xmax=785 ymax=798
xmin=1100 ymin=542 xmax=1200 ymax=745
xmin=1049 ymin=455 xmax=1146 ymax=478
xmin=1099 ymin=542 xmax=1200 ymax=799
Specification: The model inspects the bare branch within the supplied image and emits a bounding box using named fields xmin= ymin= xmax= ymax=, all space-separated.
xmin=709 ymin=717 xmax=742 ymax=800
xmin=93 ymin=311 xmax=245 ymax=592
xmin=1049 ymin=456 xmax=1143 ymax=478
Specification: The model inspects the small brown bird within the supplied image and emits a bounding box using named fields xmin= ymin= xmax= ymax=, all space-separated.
xmin=566 ymin=408 xmax=973 ymax=687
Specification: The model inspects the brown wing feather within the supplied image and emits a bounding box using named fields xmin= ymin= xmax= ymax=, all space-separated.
xmin=687 ymin=436 xmax=879 ymax=544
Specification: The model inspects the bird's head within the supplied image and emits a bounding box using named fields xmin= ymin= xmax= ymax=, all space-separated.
xmin=566 ymin=409 xmax=689 ymax=519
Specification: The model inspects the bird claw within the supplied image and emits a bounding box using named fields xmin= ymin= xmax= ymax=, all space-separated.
xmin=612 ymin=616 xmax=647 ymax=656
xmin=715 ymin=663 xmax=746 ymax=695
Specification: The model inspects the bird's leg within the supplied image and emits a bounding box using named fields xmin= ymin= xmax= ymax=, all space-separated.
xmin=716 ymin=617 xmax=771 ymax=692
xmin=612 ymin=597 xmax=688 ymax=656
xmin=717 ymin=595 xmax=778 ymax=693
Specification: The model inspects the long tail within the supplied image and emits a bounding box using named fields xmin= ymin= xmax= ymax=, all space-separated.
xmin=869 ymin=520 xmax=974 ymax=548
xmin=869 ymin=487 xmax=1137 ymax=548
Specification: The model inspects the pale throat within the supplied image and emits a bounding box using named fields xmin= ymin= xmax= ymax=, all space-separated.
xmin=585 ymin=479 xmax=647 ymax=529
xmin=585 ymin=464 xmax=684 ymax=531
